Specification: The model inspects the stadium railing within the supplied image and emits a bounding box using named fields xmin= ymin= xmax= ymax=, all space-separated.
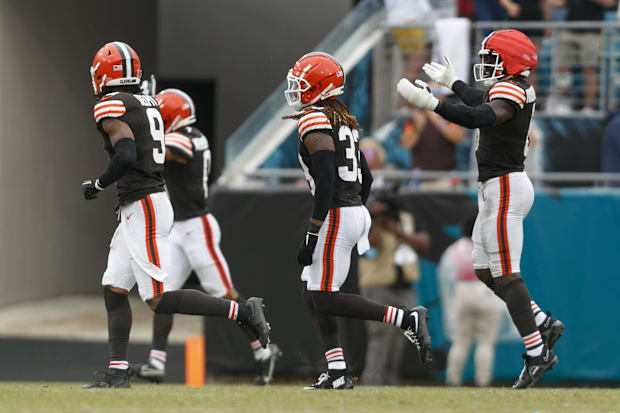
xmin=377 ymin=20 xmax=620 ymax=121
xmin=244 ymin=169 xmax=620 ymax=189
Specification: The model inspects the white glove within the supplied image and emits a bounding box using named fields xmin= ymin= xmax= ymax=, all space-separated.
xmin=423 ymin=56 xmax=458 ymax=89
xmin=397 ymin=79 xmax=439 ymax=111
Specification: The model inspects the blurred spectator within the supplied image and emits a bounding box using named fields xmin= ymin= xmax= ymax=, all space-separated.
xmin=473 ymin=0 xmax=508 ymax=21
xmin=457 ymin=0 xmax=476 ymax=19
xmin=440 ymin=214 xmax=504 ymax=387
xmin=602 ymin=111 xmax=620 ymax=184
xmin=400 ymin=109 xmax=465 ymax=171
xmin=400 ymin=90 xmax=465 ymax=180
xmin=359 ymin=195 xmax=431 ymax=385
xmin=360 ymin=138 xmax=389 ymax=189
xmin=549 ymin=0 xmax=616 ymax=114
xmin=386 ymin=0 xmax=435 ymax=80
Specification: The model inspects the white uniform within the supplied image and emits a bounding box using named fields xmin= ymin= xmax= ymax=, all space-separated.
xmin=102 ymin=192 xmax=173 ymax=301
xmin=166 ymin=213 xmax=233 ymax=298
xmin=472 ymin=171 xmax=534 ymax=277
xmin=302 ymin=206 xmax=371 ymax=292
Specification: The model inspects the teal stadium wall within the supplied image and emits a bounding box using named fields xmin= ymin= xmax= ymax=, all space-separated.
xmin=416 ymin=189 xmax=620 ymax=383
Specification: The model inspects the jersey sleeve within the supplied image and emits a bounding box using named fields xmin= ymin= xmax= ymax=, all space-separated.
xmin=93 ymin=96 xmax=127 ymax=123
xmin=488 ymin=81 xmax=527 ymax=109
xmin=297 ymin=110 xmax=332 ymax=141
xmin=165 ymin=132 xmax=194 ymax=159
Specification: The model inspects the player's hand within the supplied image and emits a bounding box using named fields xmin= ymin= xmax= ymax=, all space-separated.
xmin=397 ymin=79 xmax=439 ymax=111
xmin=423 ymin=56 xmax=458 ymax=89
xmin=82 ymin=179 xmax=103 ymax=200
xmin=297 ymin=232 xmax=319 ymax=266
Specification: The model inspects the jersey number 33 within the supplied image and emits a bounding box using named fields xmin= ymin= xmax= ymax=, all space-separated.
xmin=337 ymin=126 xmax=361 ymax=183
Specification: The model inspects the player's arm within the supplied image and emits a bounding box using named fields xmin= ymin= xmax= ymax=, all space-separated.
xmin=360 ymin=151 xmax=373 ymax=205
xmin=305 ymin=131 xmax=336 ymax=229
xmin=297 ymin=131 xmax=335 ymax=266
xmin=435 ymin=98 xmax=515 ymax=129
xmin=164 ymin=132 xmax=193 ymax=164
xmin=165 ymin=148 xmax=189 ymax=164
xmin=451 ymin=80 xmax=486 ymax=107
xmin=82 ymin=118 xmax=137 ymax=200
xmin=397 ymin=78 xmax=515 ymax=129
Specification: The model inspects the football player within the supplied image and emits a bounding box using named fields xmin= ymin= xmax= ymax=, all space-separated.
xmin=397 ymin=29 xmax=565 ymax=389
xmin=82 ymin=42 xmax=270 ymax=388
xmin=284 ymin=52 xmax=432 ymax=390
xmin=132 ymin=88 xmax=281 ymax=385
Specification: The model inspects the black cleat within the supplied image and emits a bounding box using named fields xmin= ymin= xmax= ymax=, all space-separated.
xmin=512 ymin=348 xmax=558 ymax=389
xmin=539 ymin=312 xmax=564 ymax=351
xmin=303 ymin=370 xmax=354 ymax=390
xmin=131 ymin=361 xmax=165 ymax=383
xmin=241 ymin=297 xmax=270 ymax=348
xmin=254 ymin=343 xmax=283 ymax=386
xmin=403 ymin=306 xmax=432 ymax=364
xmin=83 ymin=369 xmax=130 ymax=389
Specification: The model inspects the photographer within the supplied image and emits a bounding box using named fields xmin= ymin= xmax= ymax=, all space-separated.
xmin=359 ymin=195 xmax=431 ymax=385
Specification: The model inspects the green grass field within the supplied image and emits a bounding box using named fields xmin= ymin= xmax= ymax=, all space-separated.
xmin=1 ymin=383 xmax=619 ymax=413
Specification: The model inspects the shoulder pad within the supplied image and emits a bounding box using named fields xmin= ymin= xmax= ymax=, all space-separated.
xmin=165 ymin=132 xmax=193 ymax=158
xmin=297 ymin=110 xmax=332 ymax=140
xmin=488 ymin=81 xmax=527 ymax=109
xmin=93 ymin=98 xmax=126 ymax=123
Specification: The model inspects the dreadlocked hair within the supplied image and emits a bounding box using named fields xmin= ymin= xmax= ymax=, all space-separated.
xmin=283 ymin=98 xmax=359 ymax=130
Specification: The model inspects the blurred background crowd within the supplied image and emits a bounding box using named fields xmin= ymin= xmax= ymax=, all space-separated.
xmin=260 ymin=0 xmax=620 ymax=184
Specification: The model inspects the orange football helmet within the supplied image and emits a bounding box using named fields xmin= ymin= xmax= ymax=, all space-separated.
xmin=155 ymin=88 xmax=196 ymax=133
xmin=90 ymin=41 xmax=142 ymax=95
xmin=285 ymin=52 xmax=345 ymax=111
xmin=474 ymin=30 xmax=538 ymax=83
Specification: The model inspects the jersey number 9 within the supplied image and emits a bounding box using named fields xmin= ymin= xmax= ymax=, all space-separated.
xmin=147 ymin=108 xmax=166 ymax=164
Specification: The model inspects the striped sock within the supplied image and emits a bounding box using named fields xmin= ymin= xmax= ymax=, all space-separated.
xmin=523 ymin=331 xmax=544 ymax=357
xmin=149 ymin=349 xmax=166 ymax=370
xmin=325 ymin=348 xmax=346 ymax=371
xmin=383 ymin=306 xmax=405 ymax=328
xmin=109 ymin=360 xmax=129 ymax=370
xmin=228 ymin=301 xmax=239 ymax=320
xmin=530 ymin=301 xmax=547 ymax=327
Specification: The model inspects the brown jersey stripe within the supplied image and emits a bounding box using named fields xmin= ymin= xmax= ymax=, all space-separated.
xmin=321 ymin=210 xmax=337 ymax=291
xmin=326 ymin=209 xmax=341 ymax=290
xmin=497 ymin=175 xmax=512 ymax=275
xmin=140 ymin=195 xmax=160 ymax=268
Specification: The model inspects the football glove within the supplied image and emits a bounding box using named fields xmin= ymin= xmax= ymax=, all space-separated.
xmin=297 ymin=231 xmax=319 ymax=266
xmin=423 ymin=56 xmax=458 ymax=89
xmin=82 ymin=179 xmax=104 ymax=200
xmin=397 ymin=79 xmax=439 ymax=111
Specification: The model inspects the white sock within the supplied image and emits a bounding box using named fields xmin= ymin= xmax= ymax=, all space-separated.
xmin=530 ymin=301 xmax=547 ymax=327
xmin=325 ymin=348 xmax=346 ymax=371
xmin=109 ymin=360 xmax=129 ymax=370
xmin=149 ymin=349 xmax=166 ymax=370
xmin=251 ymin=340 xmax=272 ymax=361
xmin=523 ymin=331 xmax=544 ymax=357
xmin=228 ymin=301 xmax=239 ymax=320
xmin=382 ymin=306 xmax=404 ymax=328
